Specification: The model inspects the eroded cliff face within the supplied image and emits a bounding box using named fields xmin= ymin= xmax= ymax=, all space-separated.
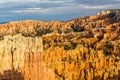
xmin=0 ymin=9 xmax=120 ymax=80
xmin=0 ymin=34 xmax=43 ymax=70
xmin=97 ymin=9 xmax=120 ymax=21
xmin=0 ymin=34 xmax=55 ymax=80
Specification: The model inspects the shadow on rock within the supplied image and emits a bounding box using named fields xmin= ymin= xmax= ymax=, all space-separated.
xmin=0 ymin=70 xmax=23 ymax=80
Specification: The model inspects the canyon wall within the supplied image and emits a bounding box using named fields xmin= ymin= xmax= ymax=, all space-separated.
xmin=0 ymin=34 xmax=55 ymax=80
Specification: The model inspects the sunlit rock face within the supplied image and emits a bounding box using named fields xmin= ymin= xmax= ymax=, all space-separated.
xmin=0 ymin=34 xmax=50 ymax=80
xmin=97 ymin=9 xmax=120 ymax=21
xmin=0 ymin=34 xmax=43 ymax=69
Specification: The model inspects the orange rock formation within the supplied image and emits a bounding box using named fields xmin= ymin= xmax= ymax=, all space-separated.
xmin=0 ymin=9 xmax=120 ymax=80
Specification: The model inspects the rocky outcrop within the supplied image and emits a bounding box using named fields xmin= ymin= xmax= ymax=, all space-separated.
xmin=0 ymin=34 xmax=43 ymax=69
xmin=97 ymin=9 xmax=120 ymax=16
xmin=97 ymin=9 xmax=120 ymax=22
xmin=0 ymin=34 xmax=54 ymax=80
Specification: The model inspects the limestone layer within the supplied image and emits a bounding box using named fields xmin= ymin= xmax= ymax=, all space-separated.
xmin=0 ymin=34 xmax=51 ymax=80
